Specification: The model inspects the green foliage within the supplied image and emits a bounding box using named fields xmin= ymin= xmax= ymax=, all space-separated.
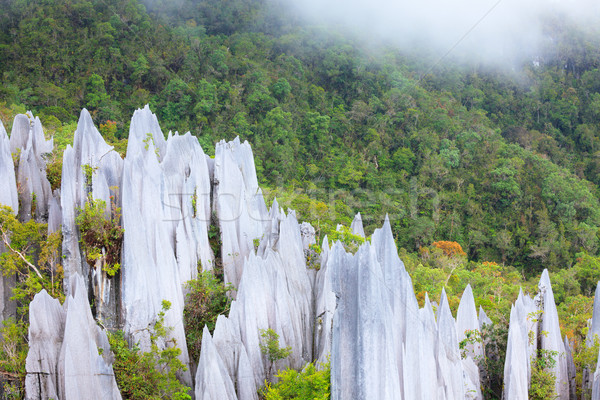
xmin=260 ymin=328 xmax=292 ymax=377
xmin=191 ymin=188 xmax=198 ymax=219
xmin=0 ymin=206 xmax=64 ymax=397
xmin=575 ymin=335 xmax=600 ymax=399
xmin=0 ymin=206 xmax=64 ymax=310
xmin=82 ymin=164 xmax=98 ymax=190
xmin=2 ymin=0 xmax=600 ymax=275
xmin=75 ymin=198 xmax=124 ymax=277
xmin=183 ymin=271 xmax=231 ymax=364
xmin=458 ymin=329 xmax=482 ymax=360
xmin=0 ymin=319 xmax=28 ymax=399
xmin=529 ymin=349 xmax=559 ymax=400
xmin=260 ymin=361 xmax=331 ymax=400
xmin=109 ymin=301 xmax=191 ymax=400
xmin=322 ymin=225 xmax=366 ymax=254
xmin=479 ymin=322 xmax=509 ymax=400
xmin=45 ymin=154 xmax=63 ymax=192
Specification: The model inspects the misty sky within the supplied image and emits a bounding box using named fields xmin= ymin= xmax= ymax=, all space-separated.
xmin=281 ymin=0 xmax=600 ymax=64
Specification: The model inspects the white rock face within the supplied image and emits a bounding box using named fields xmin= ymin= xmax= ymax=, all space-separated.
xmin=589 ymin=283 xmax=600 ymax=345
xmin=194 ymin=200 xmax=314 ymax=399
xmin=324 ymin=218 xmax=478 ymax=400
xmin=213 ymin=137 xmax=268 ymax=288
xmin=60 ymin=109 xmax=123 ymax=327
xmin=538 ymin=270 xmax=569 ymax=398
xmin=564 ymin=336 xmax=576 ymax=400
xmin=194 ymin=327 xmax=237 ymax=400
xmin=14 ymin=108 xmax=519 ymax=400
xmin=329 ymin=240 xmax=401 ymax=400
xmin=314 ymin=236 xmax=336 ymax=367
xmin=25 ymin=275 xmax=121 ymax=400
xmin=9 ymin=112 xmax=53 ymax=222
xmin=350 ymin=212 xmax=365 ymax=237
xmin=0 ymin=119 xmax=18 ymax=213
xmin=455 ymin=284 xmax=483 ymax=400
xmin=504 ymin=289 xmax=538 ymax=399
xmin=585 ymin=282 xmax=600 ymax=397
xmin=503 ymin=270 xmax=571 ymax=399
xmin=121 ymin=106 xmax=215 ymax=386
xmin=478 ymin=306 xmax=492 ymax=330
xmin=0 ymin=119 xmax=19 ymax=323
xmin=593 ymin=346 xmax=600 ymax=400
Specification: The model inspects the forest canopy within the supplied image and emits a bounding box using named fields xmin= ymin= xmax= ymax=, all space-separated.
xmin=1 ymin=0 xmax=600 ymax=276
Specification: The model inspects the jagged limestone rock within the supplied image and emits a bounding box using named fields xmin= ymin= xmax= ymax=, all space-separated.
xmin=478 ymin=306 xmax=492 ymax=330
xmin=593 ymin=348 xmax=600 ymax=400
xmin=60 ymin=109 xmax=123 ymax=328
xmin=457 ymin=284 xmax=483 ymax=360
xmin=538 ymin=269 xmax=569 ymax=399
xmin=24 ymin=290 xmax=65 ymax=400
xmin=589 ymin=282 xmax=600 ymax=345
xmin=503 ymin=271 xmax=572 ymax=399
xmin=584 ymin=282 xmax=600 ymax=396
xmin=325 ymin=217 xmax=481 ymax=400
xmin=564 ymin=336 xmax=576 ymax=400
xmin=9 ymin=113 xmax=53 ymax=222
xmin=314 ymin=236 xmax=335 ymax=367
xmin=0 ymin=119 xmax=18 ymax=213
xmin=121 ymin=106 xmax=215 ymax=387
xmin=456 ymin=284 xmax=483 ymax=400
xmin=350 ymin=212 xmax=365 ymax=237
xmin=48 ymin=190 xmax=62 ymax=234
xmin=161 ymin=132 xmax=214 ymax=275
xmin=329 ymin=240 xmax=401 ymax=400
xmin=0 ymin=119 xmax=19 ymax=323
xmin=437 ymin=289 xmax=467 ymax=399
xmin=213 ymin=137 xmax=268 ymax=288
xmin=211 ymin=315 xmax=258 ymax=400
xmin=503 ymin=290 xmax=538 ymax=400
xmin=25 ymin=275 xmax=121 ymax=400
xmin=195 ymin=203 xmax=314 ymax=399
xmin=299 ymin=221 xmax=316 ymax=252
xmin=194 ymin=327 xmax=237 ymax=400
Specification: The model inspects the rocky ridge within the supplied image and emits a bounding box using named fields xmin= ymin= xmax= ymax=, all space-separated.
xmin=0 ymin=107 xmax=597 ymax=399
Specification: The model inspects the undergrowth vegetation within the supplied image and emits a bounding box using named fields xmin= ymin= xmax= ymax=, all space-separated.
xmin=0 ymin=206 xmax=64 ymax=398
xmin=259 ymin=361 xmax=331 ymax=400
xmin=75 ymin=197 xmax=124 ymax=277
xmin=109 ymin=300 xmax=191 ymax=400
xmin=183 ymin=270 xmax=231 ymax=364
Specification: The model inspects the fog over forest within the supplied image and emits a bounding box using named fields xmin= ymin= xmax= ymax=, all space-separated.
xmin=279 ymin=0 xmax=600 ymax=65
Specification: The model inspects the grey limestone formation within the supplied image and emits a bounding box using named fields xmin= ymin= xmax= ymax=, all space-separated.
xmin=121 ymin=105 xmax=216 ymax=386
xmin=213 ymin=137 xmax=268 ymax=289
xmin=325 ymin=217 xmax=480 ymax=400
xmin=564 ymin=336 xmax=576 ymax=400
xmin=314 ymin=236 xmax=335 ymax=368
xmin=503 ymin=289 xmax=538 ymax=399
xmin=9 ymin=112 xmax=54 ymax=222
xmin=503 ymin=270 xmax=571 ymax=399
xmin=60 ymin=109 xmax=123 ymax=327
xmin=194 ymin=204 xmax=313 ymax=400
xmin=587 ymin=282 xmax=600 ymax=398
xmin=589 ymin=283 xmax=600 ymax=344
xmin=350 ymin=212 xmax=365 ymax=237
xmin=0 ymin=118 xmax=18 ymax=323
xmin=0 ymin=119 xmax=18 ymax=214
xmin=25 ymin=274 xmax=121 ymax=400
xmin=456 ymin=284 xmax=483 ymax=400
xmin=478 ymin=306 xmax=492 ymax=330
xmin=538 ymin=269 xmax=570 ymax=398
xmin=17 ymin=107 xmax=517 ymax=400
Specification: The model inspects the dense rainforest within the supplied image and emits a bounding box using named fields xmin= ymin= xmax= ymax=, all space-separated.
xmin=2 ymin=0 xmax=600 ymax=397
xmin=3 ymin=0 xmax=600 ymax=275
